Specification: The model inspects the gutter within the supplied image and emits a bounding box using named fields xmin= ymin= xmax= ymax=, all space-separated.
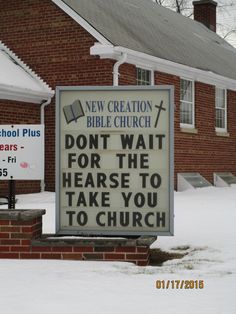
xmin=40 ymin=98 xmax=52 ymax=192
xmin=113 ymin=52 xmax=127 ymax=86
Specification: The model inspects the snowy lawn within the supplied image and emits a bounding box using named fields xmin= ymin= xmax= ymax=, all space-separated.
xmin=0 ymin=187 xmax=236 ymax=314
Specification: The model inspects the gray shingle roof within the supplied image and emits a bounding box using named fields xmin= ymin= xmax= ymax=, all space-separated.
xmin=61 ymin=0 xmax=236 ymax=82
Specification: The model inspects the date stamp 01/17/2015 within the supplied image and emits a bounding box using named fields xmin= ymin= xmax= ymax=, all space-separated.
xmin=156 ymin=280 xmax=204 ymax=290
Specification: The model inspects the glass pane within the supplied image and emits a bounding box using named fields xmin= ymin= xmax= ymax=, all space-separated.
xmin=180 ymin=79 xmax=193 ymax=102
xmin=215 ymin=88 xmax=225 ymax=109
xmin=180 ymin=101 xmax=193 ymax=125
xmin=216 ymin=108 xmax=225 ymax=129
xmin=136 ymin=68 xmax=151 ymax=85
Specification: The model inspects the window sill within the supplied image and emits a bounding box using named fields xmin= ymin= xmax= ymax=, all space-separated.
xmin=180 ymin=127 xmax=198 ymax=134
xmin=215 ymin=131 xmax=230 ymax=137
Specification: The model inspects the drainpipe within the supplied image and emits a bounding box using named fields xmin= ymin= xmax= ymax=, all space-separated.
xmin=113 ymin=52 xmax=127 ymax=86
xmin=40 ymin=98 xmax=51 ymax=192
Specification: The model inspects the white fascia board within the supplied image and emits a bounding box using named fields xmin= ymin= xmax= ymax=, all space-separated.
xmin=52 ymin=0 xmax=112 ymax=46
xmin=0 ymin=84 xmax=54 ymax=104
xmin=90 ymin=44 xmax=236 ymax=91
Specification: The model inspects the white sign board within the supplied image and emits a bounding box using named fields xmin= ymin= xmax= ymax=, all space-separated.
xmin=56 ymin=86 xmax=174 ymax=236
xmin=0 ymin=125 xmax=44 ymax=180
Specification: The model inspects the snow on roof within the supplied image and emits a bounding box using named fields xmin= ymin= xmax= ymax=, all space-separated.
xmin=0 ymin=41 xmax=54 ymax=104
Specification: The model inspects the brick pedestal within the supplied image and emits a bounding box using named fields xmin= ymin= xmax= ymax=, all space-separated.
xmin=0 ymin=210 xmax=156 ymax=266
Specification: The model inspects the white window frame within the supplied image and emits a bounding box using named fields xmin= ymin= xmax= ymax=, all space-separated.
xmin=136 ymin=67 xmax=152 ymax=85
xmin=215 ymin=87 xmax=227 ymax=133
xmin=180 ymin=78 xmax=195 ymax=128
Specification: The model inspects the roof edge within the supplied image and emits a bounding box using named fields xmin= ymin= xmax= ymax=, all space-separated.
xmin=0 ymin=41 xmax=54 ymax=98
xmin=51 ymin=0 xmax=113 ymax=46
xmin=0 ymin=83 xmax=54 ymax=104
xmin=91 ymin=44 xmax=236 ymax=91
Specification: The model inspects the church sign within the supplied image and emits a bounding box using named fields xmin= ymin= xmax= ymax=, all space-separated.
xmin=56 ymin=86 xmax=174 ymax=236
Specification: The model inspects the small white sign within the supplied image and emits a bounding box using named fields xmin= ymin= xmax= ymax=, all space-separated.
xmin=0 ymin=125 xmax=44 ymax=180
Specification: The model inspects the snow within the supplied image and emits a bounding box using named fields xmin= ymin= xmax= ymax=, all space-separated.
xmin=0 ymin=41 xmax=53 ymax=97
xmin=0 ymin=187 xmax=236 ymax=313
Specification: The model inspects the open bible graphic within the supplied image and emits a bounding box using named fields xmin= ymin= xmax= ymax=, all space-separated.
xmin=63 ymin=99 xmax=85 ymax=124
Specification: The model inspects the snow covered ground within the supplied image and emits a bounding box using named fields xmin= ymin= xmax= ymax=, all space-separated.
xmin=0 ymin=186 xmax=236 ymax=314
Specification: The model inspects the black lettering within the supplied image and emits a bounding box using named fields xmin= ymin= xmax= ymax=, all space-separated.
xmin=77 ymin=192 xmax=87 ymax=206
xmin=96 ymin=212 xmax=105 ymax=227
xmin=63 ymin=172 xmax=71 ymax=187
xmin=74 ymin=172 xmax=83 ymax=187
xmin=108 ymin=211 xmax=116 ymax=226
xmin=133 ymin=212 xmax=142 ymax=227
xmin=66 ymin=211 xmax=75 ymax=226
xmin=97 ymin=173 xmax=107 ymax=187
xmin=140 ymin=154 xmax=149 ymax=169
xmin=147 ymin=192 xmax=158 ymax=208
xmin=134 ymin=193 xmax=145 ymax=208
xmin=120 ymin=212 xmax=129 ymax=227
xmin=101 ymin=192 xmax=110 ymax=207
xmin=68 ymin=153 xmax=76 ymax=168
xmin=121 ymin=192 xmax=132 ymax=207
xmin=156 ymin=135 xmax=165 ymax=149
xmin=84 ymin=172 xmax=95 ymax=188
xmin=76 ymin=135 xmax=87 ymax=149
xmin=145 ymin=212 xmax=154 ymax=227
xmin=150 ymin=173 xmax=162 ymax=188
xmin=139 ymin=173 xmax=149 ymax=188
xmin=65 ymin=134 xmax=74 ymax=149
xmin=156 ymin=212 xmax=166 ymax=227
xmin=65 ymin=191 xmax=75 ymax=206
xmin=120 ymin=134 xmax=134 ymax=149
xmin=77 ymin=211 xmax=88 ymax=226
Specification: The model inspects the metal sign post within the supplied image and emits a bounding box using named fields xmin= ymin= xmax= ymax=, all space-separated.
xmin=8 ymin=179 xmax=16 ymax=209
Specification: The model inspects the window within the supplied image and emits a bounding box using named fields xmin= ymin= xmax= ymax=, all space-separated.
xmin=215 ymin=88 xmax=227 ymax=132
xmin=180 ymin=79 xmax=194 ymax=127
xmin=136 ymin=68 xmax=151 ymax=85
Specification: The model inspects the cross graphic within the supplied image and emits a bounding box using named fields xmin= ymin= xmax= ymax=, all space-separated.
xmin=154 ymin=100 xmax=166 ymax=128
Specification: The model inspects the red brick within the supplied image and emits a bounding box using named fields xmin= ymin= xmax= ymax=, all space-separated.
xmin=0 ymin=220 xmax=10 ymax=226
xmin=73 ymin=246 xmax=94 ymax=253
xmin=52 ymin=246 xmax=73 ymax=252
xmin=0 ymin=239 xmax=21 ymax=245
xmin=0 ymin=233 xmax=9 ymax=239
xmin=136 ymin=260 xmax=149 ymax=266
xmin=11 ymin=233 xmax=32 ymax=239
xmin=11 ymin=246 xmax=31 ymax=252
xmin=0 ymin=226 xmax=21 ymax=233
xmin=83 ymin=253 xmax=103 ymax=260
xmin=62 ymin=253 xmax=83 ymax=260
xmin=126 ymin=254 xmax=149 ymax=260
xmin=21 ymin=239 xmax=31 ymax=246
xmin=104 ymin=253 xmax=125 ymax=260
xmin=31 ymin=246 xmax=52 ymax=252
xmin=20 ymin=253 xmax=40 ymax=259
xmin=115 ymin=246 xmax=136 ymax=253
xmin=41 ymin=253 xmax=62 ymax=259
xmin=136 ymin=247 xmax=149 ymax=253
xmin=0 ymin=246 xmax=10 ymax=252
xmin=0 ymin=252 xmax=19 ymax=258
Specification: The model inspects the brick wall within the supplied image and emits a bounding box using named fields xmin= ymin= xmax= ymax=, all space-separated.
xmin=0 ymin=0 xmax=236 ymax=192
xmin=0 ymin=210 xmax=153 ymax=266
xmin=193 ymin=0 xmax=217 ymax=32
xmin=0 ymin=0 xmax=114 ymax=191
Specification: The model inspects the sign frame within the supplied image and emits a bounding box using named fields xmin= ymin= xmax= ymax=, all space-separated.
xmin=56 ymin=86 xmax=174 ymax=236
